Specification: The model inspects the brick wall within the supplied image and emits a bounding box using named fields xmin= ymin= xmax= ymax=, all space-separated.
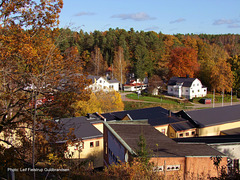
xmin=150 ymin=156 xmax=227 ymax=179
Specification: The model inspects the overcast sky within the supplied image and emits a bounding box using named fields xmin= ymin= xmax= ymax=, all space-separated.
xmin=59 ymin=0 xmax=240 ymax=34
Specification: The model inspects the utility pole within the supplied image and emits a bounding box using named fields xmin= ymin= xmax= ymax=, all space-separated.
xmin=222 ymin=89 xmax=224 ymax=107
xmin=231 ymin=88 xmax=233 ymax=106
xmin=119 ymin=49 xmax=123 ymax=90
xmin=213 ymin=89 xmax=215 ymax=108
xmin=32 ymin=89 xmax=37 ymax=180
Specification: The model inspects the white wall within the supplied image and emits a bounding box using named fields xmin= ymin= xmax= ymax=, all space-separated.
xmin=88 ymin=77 xmax=119 ymax=92
xmin=189 ymin=79 xmax=207 ymax=99
xmin=168 ymin=78 xmax=207 ymax=99
xmin=109 ymin=82 xmax=119 ymax=91
xmin=210 ymin=144 xmax=240 ymax=160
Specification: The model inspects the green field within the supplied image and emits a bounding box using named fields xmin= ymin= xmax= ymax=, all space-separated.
xmin=124 ymin=93 xmax=193 ymax=111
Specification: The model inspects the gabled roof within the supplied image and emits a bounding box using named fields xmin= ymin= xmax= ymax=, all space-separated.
xmin=87 ymin=75 xmax=119 ymax=84
xmin=58 ymin=116 xmax=102 ymax=140
xmin=108 ymin=79 xmax=120 ymax=83
xmin=101 ymin=107 xmax=187 ymax=126
xmin=168 ymin=77 xmax=197 ymax=87
xmin=108 ymin=123 xmax=224 ymax=157
xmin=184 ymin=104 xmax=240 ymax=128
xmin=87 ymin=75 xmax=102 ymax=83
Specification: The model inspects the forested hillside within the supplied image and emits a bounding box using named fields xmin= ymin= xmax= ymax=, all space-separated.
xmin=58 ymin=28 xmax=240 ymax=93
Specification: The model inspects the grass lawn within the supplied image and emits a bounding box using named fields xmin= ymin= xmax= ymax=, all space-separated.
xmin=126 ymin=93 xmax=179 ymax=104
xmin=124 ymin=93 xmax=193 ymax=111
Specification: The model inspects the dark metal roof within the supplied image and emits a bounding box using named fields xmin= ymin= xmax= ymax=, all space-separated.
xmin=87 ymin=75 xmax=119 ymax=84
xmin=185 ymin=104 xmax=240 ymax=128
xmin=102 ymin=107 xmax=187 ymax=126
xmin=108 ymin=79 xmax=120 ymax=83
xmin=59 ymin=117 xmax=102 ymax=140
xmin=173 ymin=135 xmax=240 ymax=144
xmin=168 ymin=77 xmax=196 ymax=87
xmin=170 ymin=121 xmax=196 ymax=131
xmin=109 ymin=123 xmax=224 ymax=157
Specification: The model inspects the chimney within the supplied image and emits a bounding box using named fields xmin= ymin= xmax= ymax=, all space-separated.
xmin=168 ymin=110 xmax=171 ymax=117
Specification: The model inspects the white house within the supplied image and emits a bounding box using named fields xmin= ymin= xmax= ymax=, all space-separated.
xmin=123 ymin=78 xmax=148 ymax=92
xmin=167 ymin=77 xmax=207 ymax=99
xmin=87 ymin=75 xmax=119 ymax=92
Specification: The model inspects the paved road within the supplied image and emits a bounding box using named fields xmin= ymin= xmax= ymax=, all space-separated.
xmin=120 ymin=92 xmax=240 ymax=109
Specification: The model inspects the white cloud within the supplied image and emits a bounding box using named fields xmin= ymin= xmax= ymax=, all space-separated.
xmin=213 ymin=18 xmax=236 ymax=25
xmin=144 ymin=26 xmax=160 ymax=31
xmin=75 ymin=12 xmax=95 ymax=16
xmin=228 ymin=24 xmax=240 ymax=28
xmin=111 ymin=12 xmax=156 ymax=21
xmin=169 ymin=18 xmax=186 ymax=24
xmin=213 ymin=18 xmax=240 ymax=28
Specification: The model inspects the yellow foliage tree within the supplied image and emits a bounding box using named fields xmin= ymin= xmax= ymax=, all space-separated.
xmin=199 ymin=44 xmax=233 ymax=92
xmin=74 ymin=90 xmax=124 ymax=116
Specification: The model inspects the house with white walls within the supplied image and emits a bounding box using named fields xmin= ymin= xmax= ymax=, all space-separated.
xmin=123 ymin=78 xmax=148 ymax=92
xmin=87 ymin=75 xmax=119 ymax=92
xmin=167 ymin=77 xmax=207 ymax=99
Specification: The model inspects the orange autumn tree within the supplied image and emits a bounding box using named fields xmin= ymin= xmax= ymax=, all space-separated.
xmin=168 ymin=46 xmax=199 ymax=78
xmin=0 ymin=0 xmax=91 ymax=178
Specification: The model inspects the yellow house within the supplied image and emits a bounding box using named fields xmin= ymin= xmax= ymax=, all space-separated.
xmin=58 ymin=117 xmax=103 ymax=168
xmin=100 ymin=107 xmax=199 ymax=139
xmin=180 ymin=104 xmax=240 ymax=137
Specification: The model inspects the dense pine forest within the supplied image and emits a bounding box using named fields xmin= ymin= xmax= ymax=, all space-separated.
xmin=58 ymin=28 xmax=240 ymax=93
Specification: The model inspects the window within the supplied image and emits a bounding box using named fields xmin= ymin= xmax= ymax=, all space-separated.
xmin=90 ymin=142 xmax=94 ymax=148
xmin=166 ymin=165 xmax=181 ymax=171
xmin=192 ymin=90 xmax=194 ymax=93
xmin=96 ymin=141 xmax=99 ymax=147
xmin=153 ymin=166 xmax=163 ymax=172
xmin=171 ymin=88 xmax=173 ymax=91
xmin=193 ymin=84 xmax=195 ymax=86
xmin=179 ymin=133 xmax=183 ymax=137
xmin=192 ymin=131 xmax=195 ymax=135
xmin=100 ymin=80 xmax=102 ymax=83
xmin=186 ymin=90 xmax=188 ymax=92
xmin=198 ymin=89 xmax=200 ymax=92
xmin=185 ymin=132 xmax=189 ymax=136
xmin=197 ymin=83 xmax=199 ymax=86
